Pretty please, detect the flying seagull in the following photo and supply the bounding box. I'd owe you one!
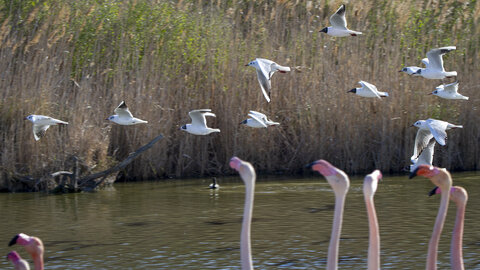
[246,58,296,103]
[411,118,462,161]
[181,109,220,135]
[320,4,362,37]
[416,46,457,79]
[106,101,148,125]
[240,110,280,128]
[430,81,468,100]
[348,81,388,98]
[24,114,68,141]
[410,139,436,173]
[400,58,429,76]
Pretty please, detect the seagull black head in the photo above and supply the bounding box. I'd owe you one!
[180,125,187,130]
[347,88,357,94]
[239,119,248,125]
[319,27,328,33]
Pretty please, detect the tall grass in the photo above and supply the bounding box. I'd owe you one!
[0,0,479,190]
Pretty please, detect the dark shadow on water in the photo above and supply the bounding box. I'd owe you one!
[306,204,335,213]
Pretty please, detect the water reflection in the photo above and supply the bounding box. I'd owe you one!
[0,172,479,269]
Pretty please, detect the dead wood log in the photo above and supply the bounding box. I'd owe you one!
[78,134,164,190]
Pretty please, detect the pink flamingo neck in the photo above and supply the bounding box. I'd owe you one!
[241,180,255,270]
[32,254,44,270]
[451,197,466,270]
[365,195,380,270]
[327,194,346,270]
[427,184,451,270]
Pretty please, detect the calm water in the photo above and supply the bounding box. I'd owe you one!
[1,172,479,269]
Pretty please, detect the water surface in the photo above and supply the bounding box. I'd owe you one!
[1,172,479,269]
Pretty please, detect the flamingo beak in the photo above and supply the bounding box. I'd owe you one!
[8,235,19,247]
[428,186,439,196]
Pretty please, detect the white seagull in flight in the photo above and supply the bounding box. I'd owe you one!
[416,46,457,79]
[181,109,220,135]
[347,81,388,98]
[430,81,468,100]
[246,58,295,102]
[400,58,429,76]
[106,101,148,125]
[240,111,280,128]
[24,114,68,141]
[320,4,362,37]
[411,118,462,161]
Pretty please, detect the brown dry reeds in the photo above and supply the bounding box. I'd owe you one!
[0,0,479,191]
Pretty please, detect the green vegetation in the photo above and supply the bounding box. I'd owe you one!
[0,0,479,191]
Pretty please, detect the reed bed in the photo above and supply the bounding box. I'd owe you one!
[0,0,479,190]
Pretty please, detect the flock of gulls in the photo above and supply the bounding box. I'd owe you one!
[12,4,472,270]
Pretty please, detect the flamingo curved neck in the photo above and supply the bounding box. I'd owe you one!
[32,254,44,270]
[365,196,380,270]
[241,182,254,270]
[427,185,450,270]
[327,194,346,270]
[451,203,466,270]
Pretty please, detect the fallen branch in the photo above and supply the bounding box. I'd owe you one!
[78,134,164,190]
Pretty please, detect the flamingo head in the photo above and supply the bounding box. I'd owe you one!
[6,251,21,263]
[8,233,44,258]
[229,156,243,171]
[430,186,468,206]
[230,156,256,186]
[363,170,382,197]
[410,165,452,191]
[307,159,337,176]
[308,159,350,195]
[409,164,438,179]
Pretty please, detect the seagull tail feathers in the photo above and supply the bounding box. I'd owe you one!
[445,71,457,77]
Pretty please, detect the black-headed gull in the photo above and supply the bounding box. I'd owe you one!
[347,81,388,98]
[240,110,280,128]
[400,58,429,76]
[320,4,362,37]
[24,114,68,141]
[411,118,462,161]
[106,101,147,125]
[410,139,436,172]
[180,109,220,135]
[430,81,468,100]
[246,58,293,102]
[416,46,457,79]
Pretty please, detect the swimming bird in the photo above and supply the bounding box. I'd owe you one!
[429,186,467,270]
[208,177,220,189]
[308,160,350,270]
[348,81,388,98]
[9,233,44,270]
[7,251,30,270]
[363,170,382,270]
[246,58,294,102]
[180,109,220,135]
[399,58,429,76]
[229,157,256,270]
[240,111,280,128]
[416,46,457,79]
[411,118,462,161]
[319,4,362,37]
[430,81,468,100]
[24,115,68,141]
[410,139,436,172]
[106,101,148,125]
[410,165,452,270]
